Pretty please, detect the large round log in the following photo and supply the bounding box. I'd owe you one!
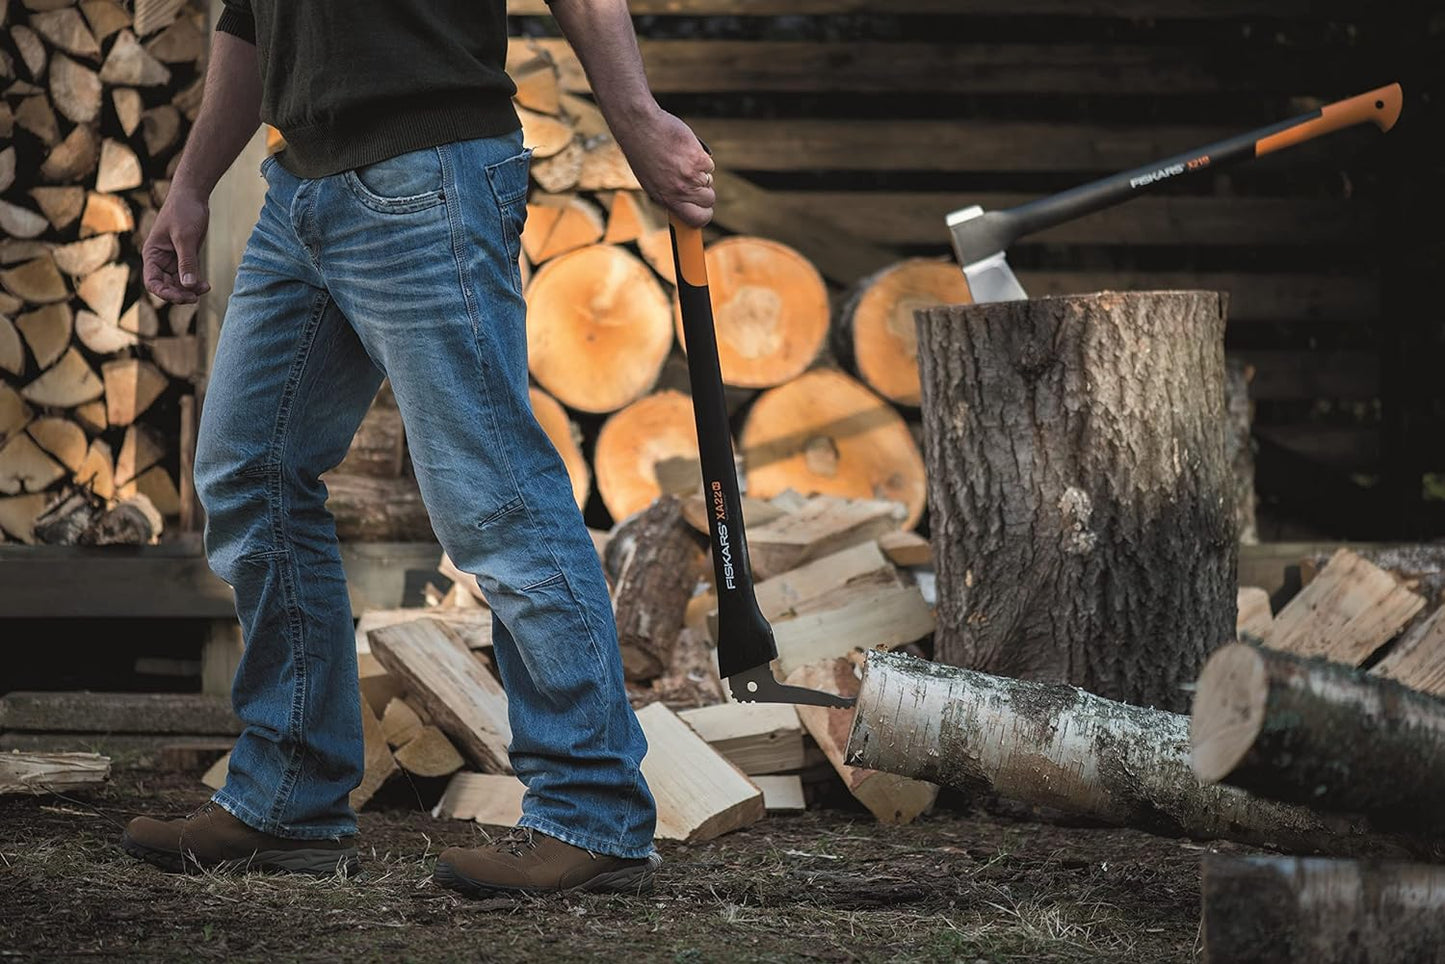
[525,244,673,414]
[593,389,702,524]
[528,386,590,511]
[847,650,1435,858]
[1191,643,1445,833]
[1201,855,1445,964]
[740,369,926,530]
[916,291,1235,711]
[675,236,829,389]
[834,257,971,407]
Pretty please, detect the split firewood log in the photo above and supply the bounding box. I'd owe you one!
[0,199,48,240]
[740,369,926,530]
[9,24,47,80]
[97,139,143,193]
[99,30,171,86]
[675,236,830,389]
[133,0,185,37]
[0,432,65,494]
[14,302,72,370]
[577,138,640,192]
[115,423,164,486]
[52,234,118,277]
[48,53,102,124]
[40,123,100,182]
[510,52,560,115]
[603,190,661,246]
[607,494,709,681]
[30,186,85,230]
[74,438,114,499]
[2,257,68,305]
[593,389,703,523]
[80,192,133,237]
[517,106,574,159]
[102,357,168,426]
[15,95,60,146]
[525,244,672,414]
[529,196,603,264]
[77,262,127,321]
[0,146,14,193]
[82,1,133,43]
[21,349,104,408]
[111,87,143,136]
[118,298,158,337]
[144,15,204,64]
[75,310,138,353]
[834,258,971,407]
[30,8,101,58]
[529,138,583,193]
[0,492,49,543]
[148,334,198,379]
[0,317,22,376]
[139,104,179,157]
[73,400,107,434]
[0,385,32,445]
[27,417,87,473]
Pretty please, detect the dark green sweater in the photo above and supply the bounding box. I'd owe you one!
[217,0,520,178]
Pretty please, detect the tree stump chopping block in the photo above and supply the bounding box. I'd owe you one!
[916,291,1236,711]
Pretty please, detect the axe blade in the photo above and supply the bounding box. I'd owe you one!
[947,205,1028,304]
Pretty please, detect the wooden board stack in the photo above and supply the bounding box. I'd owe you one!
[1,0,208,544]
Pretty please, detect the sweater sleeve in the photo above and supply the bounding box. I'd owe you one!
[216,0,256,45]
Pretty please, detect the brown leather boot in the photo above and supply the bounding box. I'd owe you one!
[121,801,360,876]
[434,828,660,897]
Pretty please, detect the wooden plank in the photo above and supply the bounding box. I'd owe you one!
[521,38,1346,96]
[358,651,404,717]
[763,191,1375,246]
[432,771,526,826]
[711,168,898,285]
[0,751,110,794]
[746,496,905,580]
[754,540,897,620]
[1015,272,1378,324]
[788,658,936,824]
[392,725,464,779]
[0,692,240,735]
[678,702,804,775]
[367,619,513,773]
[1373,607,1445,697]
[354,607,492,653]
[512,0,1353,16]
[637,701,765,842]
[878,530,931,568]
[1237,586,1274,640]
[754,774,806,811]
[772,584,935,679]
[1263,548,1426,666]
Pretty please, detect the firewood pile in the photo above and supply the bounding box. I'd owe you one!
[320,43,943,541]
[1,0,208,546]
[193,489,938,839]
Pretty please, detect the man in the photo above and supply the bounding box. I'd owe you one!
[120,0,715,897]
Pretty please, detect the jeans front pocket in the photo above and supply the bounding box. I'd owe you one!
[344,147,446,214]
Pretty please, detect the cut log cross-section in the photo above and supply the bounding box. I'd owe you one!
[527,386,589,509]
[606,493,709,681]
[834,258,972,407]
[848,650,1432,857]
[367,618,513,773]
[676,236,830,389]
[15,303,72,371]
[526,244,673,414]
[1190,642,1445,833]
[741,369,927,530]
[530,196,604,264]
[593,389,702,522]
[48,53,102,125]
[916,292,1236,711]
[1201,856,1445,964]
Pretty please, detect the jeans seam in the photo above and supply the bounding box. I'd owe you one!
[260,288,333,829]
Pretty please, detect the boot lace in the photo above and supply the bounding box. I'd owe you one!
[490,827,537,857]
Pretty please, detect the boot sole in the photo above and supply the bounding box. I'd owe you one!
[432,854,659,899]
[121,831,361,877]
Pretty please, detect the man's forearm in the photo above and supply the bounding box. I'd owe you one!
[545,0,660,135]
[171,30,264,200]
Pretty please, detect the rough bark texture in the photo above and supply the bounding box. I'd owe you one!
[846,650,1436,858]
[1190,643,1445,833]
[916,292,1236,711]
[607,494,709,681]
[1224,357,1258,545]
[1202,855,1445,964]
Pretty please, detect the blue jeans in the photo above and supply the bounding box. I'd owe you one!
[195,130,655,857]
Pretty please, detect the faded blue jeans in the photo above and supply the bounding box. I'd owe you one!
[194,130,655,857]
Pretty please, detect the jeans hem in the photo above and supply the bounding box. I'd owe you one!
[211,790,356,841]
[516,814,655,861]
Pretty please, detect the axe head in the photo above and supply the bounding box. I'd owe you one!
[947,205,1028,304]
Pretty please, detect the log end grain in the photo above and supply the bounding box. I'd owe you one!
[1189,642,1268,784]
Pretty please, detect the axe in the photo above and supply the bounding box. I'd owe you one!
[949,83,1403,304]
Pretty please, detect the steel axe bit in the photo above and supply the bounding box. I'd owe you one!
[670,215,855,710]
[949,83,1403,305]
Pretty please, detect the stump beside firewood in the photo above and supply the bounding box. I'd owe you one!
[916,291,1236,711]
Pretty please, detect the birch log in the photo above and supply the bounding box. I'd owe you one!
[845,650,1434,857]
[1190,643,1445,832]
[1201,855,1445,964]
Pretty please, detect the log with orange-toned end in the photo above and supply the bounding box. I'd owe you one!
[593,389,705,524]
[527,386,590,510]
[675,236,829,389]
[741,369,925,529]
[835,258,971,408]
[525,244,673,414]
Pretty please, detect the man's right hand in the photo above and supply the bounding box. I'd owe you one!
[142,187,212,304]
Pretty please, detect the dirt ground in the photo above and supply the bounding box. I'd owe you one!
[0,764,1224,963]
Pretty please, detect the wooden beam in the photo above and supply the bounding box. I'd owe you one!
[0,692,239,735]
[519,38,1355,96]
[0,751,110,794]
[512,0,1354,17]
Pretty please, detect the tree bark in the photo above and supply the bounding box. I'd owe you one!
[607,494,709,681]
[916,291,1236,711]
[1201,855,1445,964]
[846,650,1437,858]
[1190,642,1445,833]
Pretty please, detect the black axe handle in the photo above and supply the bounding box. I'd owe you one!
[951,82,1402,266]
